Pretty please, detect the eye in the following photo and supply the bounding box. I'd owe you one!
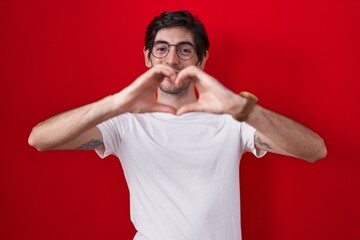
[154,43,168,53]
[156,47,167,52]
[179,48,191,53]
[177,44,194,55]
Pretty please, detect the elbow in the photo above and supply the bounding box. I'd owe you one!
[28,127,48,152]
[28,130,41,151]
[306,138,328,163]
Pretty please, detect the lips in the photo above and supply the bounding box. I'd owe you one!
[169,65,182,74]
[163,76,176,84]
[164,68,181,83]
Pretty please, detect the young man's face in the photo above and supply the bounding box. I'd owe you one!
[144,26,207,95]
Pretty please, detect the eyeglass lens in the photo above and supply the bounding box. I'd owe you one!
[152,42,195,60]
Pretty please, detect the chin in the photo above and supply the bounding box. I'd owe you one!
[159,81,191,95]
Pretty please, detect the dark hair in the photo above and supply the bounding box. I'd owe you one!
[145,10,210,62]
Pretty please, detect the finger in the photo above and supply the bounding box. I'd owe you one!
[150,103,177,114]
[132,66,176,91]
[176,102,202,116]
[152,65,177,82]
[175,66,200,84]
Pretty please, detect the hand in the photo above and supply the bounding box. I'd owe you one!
[115,65,177,114]
[175,66,245,116]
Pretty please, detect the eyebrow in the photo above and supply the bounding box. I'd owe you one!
[153,40,195,47]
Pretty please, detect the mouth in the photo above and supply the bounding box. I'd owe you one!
[170,66,182,74]
[159,80,191,95]
[164,68,181,83]
[163,76,175,84]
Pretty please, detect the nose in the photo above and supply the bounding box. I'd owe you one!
[165,46,181,65]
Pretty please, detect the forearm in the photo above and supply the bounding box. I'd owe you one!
[246,104,327,162]
[170,67,327,162]
[29,66,179,151]
[28,94,121,151]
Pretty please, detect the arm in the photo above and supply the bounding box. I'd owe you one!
[28,97,113,151]
[249,106,327,162]
[28,65,178,151]
[175,66,327,162]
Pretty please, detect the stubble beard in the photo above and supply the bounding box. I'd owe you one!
[159,78,192,96]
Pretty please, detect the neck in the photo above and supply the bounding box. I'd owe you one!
[157,87,197,110]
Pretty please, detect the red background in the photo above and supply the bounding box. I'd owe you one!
[1,0,359,239]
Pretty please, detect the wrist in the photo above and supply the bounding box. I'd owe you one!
[109,91,132,114]
[233,91,258,122]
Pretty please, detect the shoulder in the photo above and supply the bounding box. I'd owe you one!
[97,113,133,133]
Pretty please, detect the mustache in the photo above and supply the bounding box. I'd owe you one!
[168,64,182,73]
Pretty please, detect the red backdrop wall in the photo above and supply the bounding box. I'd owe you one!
[1,0,359,239]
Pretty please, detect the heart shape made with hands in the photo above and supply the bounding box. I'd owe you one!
[140,65,236,116]
[145,66,251,119]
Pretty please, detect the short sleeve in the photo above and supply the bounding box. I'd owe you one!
[95,114,128,159]
[240,122,267,158]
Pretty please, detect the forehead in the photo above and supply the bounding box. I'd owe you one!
[155,27,194,44]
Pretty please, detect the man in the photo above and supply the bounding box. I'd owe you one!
[28,10,327,240]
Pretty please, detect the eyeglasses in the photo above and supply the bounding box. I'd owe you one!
[151,41,196,60]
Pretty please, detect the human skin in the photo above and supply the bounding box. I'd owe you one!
[28,26,327,162]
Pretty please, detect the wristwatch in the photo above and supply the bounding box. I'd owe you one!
[233,91,258,121]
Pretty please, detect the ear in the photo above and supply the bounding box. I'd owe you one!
[197,51,209,70]
[143,47,152,68]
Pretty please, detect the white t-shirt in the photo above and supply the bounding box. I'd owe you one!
[96,112,266,240]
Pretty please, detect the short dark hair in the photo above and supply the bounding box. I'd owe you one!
[145,10,210,62]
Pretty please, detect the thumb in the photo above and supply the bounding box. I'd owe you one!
[176,102,202,116]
